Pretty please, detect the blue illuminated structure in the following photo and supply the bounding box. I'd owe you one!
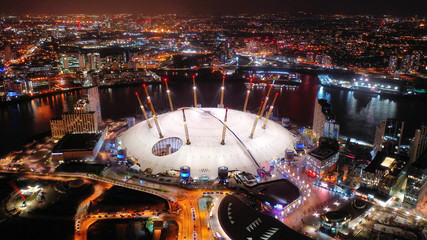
[7,92,18,97]
[109,139,118,150]
[117,149,127,162]
[180,166,191,182]
[180,172,190,178]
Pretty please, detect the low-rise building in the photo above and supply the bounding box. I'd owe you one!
[360,152,407,199]
[51,130,107,162]
[306,137,339,179]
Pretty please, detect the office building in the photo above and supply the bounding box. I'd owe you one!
[410,123,427,164]
[404,151,427,207]
[360,152,407,196]
[87,53,101,71]
[85,87,102,125]
[50,87,101,138]
[324,121,340,140]
[373,119,404,156]
[60,53,85,71]
[312,99,339,145]
[388,55,398,72]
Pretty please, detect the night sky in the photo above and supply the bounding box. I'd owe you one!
[0,0,426,16]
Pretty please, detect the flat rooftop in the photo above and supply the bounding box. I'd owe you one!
[53,133,101,152]
[308,147,337,161]
[251,179,300,207]
[364,152,407,174]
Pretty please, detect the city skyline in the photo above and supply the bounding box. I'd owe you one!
[0,9,426,240]
[0,0,426,16]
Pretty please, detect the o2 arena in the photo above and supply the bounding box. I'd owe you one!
[118,106,296,179]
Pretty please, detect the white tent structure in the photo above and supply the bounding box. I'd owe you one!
[119,107,296,179]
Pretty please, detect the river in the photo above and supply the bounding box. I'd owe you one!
[1,73,426,156]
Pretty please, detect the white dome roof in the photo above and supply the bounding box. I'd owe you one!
[119,107,296,179]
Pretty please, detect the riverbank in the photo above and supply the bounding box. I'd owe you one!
[0,81,163,107]
[0,87,88,107]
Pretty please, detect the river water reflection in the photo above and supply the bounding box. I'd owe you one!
[1,73,426,156]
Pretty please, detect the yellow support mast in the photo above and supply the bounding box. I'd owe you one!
[249,101,264,139]
[262,93,279,129]
[181,108,191,145]
[143,84,164,138]
[192,75,198,108]
[243,78,253,112]
[220,107,229,145]
[260,84,273,117]
[135,92,152,128]
[219,75,225,108]
[164,77,174,112]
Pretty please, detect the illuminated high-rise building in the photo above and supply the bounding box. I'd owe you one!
[50,87,101,138]
[86,87,102,125]
[87,53,101,71]
[312,99,338,145]
[388,55,398,72]
[410,123,427,164]
[324,121,340,140]
[404,151,427,207]
[373,119,404,156]
[60,53,85,71]
[399,52,421,73]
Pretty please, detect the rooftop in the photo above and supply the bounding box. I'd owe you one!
[53,133,101,152]
[308,147,338,161]
[251,179,300,207]
[364,152,407,174]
